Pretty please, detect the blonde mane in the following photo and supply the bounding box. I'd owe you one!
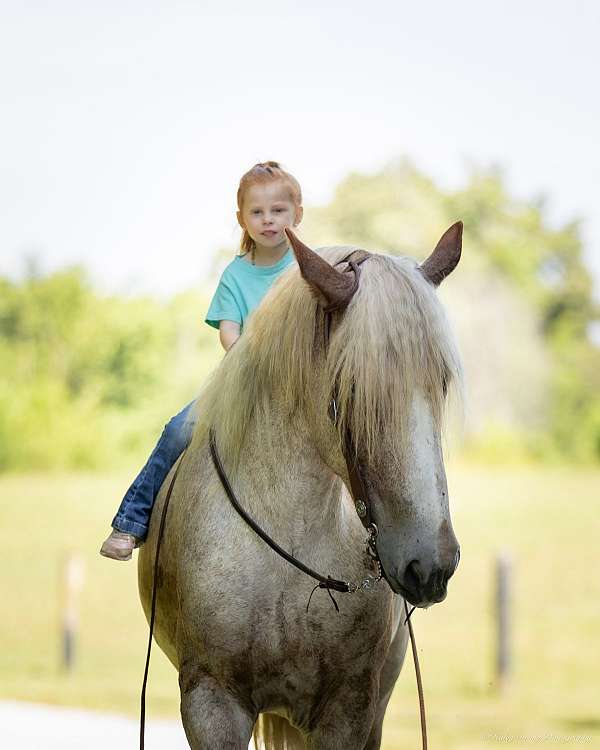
[192,247,463,468]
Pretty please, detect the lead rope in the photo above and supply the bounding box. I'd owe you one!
[139,451,186,750]
[405,600,428,750]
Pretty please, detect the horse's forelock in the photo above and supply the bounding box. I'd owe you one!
[327,253,463,459]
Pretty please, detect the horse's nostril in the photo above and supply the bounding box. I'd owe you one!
[405,560,424,590]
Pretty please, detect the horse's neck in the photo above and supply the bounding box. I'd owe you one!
[227,407,346,541]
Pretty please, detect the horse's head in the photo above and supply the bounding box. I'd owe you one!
[285,224,463,608]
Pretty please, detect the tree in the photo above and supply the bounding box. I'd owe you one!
[0,267,221,470]
[301,158,600,461]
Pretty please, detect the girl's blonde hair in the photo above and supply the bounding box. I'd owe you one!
[237,161,303,256]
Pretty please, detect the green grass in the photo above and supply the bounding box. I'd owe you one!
[1,466,599,749]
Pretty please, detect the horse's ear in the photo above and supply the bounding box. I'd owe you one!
[420,221,463,286]
[285,228,359,309]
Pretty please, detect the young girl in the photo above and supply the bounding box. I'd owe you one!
[100,161,304,560]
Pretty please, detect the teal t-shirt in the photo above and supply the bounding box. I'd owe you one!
[205,248,296,330]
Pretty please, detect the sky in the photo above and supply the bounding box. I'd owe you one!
[2,0,599,297]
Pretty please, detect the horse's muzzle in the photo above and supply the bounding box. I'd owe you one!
[384,546,460,608]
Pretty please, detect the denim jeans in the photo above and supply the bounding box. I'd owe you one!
[112,400,197,540]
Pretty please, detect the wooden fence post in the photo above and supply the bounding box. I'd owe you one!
[495,552,512,691]
[61,553,85,672]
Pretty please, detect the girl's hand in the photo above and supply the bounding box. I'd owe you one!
[219,320,241,352]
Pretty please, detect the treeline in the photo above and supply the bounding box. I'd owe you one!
[1,160,599,470]
[301,160,600,462]
[0,270,221,470]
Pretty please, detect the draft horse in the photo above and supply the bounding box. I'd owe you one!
[139,223,464,749]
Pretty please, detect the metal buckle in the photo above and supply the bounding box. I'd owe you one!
[366,523,379,559]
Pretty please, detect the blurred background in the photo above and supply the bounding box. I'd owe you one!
[1,1,599,748]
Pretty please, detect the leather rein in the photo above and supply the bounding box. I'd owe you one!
[209,428,381,608]
[139,249,427,750]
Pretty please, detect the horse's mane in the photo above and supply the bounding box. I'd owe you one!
[191,247,463,468]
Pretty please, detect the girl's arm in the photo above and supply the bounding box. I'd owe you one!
[219,320,241,351]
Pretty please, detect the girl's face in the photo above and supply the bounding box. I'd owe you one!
[237,181,303,252]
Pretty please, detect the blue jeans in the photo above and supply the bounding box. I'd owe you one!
[112,400,197,540]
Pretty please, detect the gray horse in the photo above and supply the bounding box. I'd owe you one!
[138,224,464,749]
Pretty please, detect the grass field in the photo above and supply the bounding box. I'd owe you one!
[1,465,599,749]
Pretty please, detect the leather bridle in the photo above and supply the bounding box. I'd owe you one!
[324,250,380,536]
[209,249,384,604]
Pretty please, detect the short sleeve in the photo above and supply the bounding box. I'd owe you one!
[205,277,242,330]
